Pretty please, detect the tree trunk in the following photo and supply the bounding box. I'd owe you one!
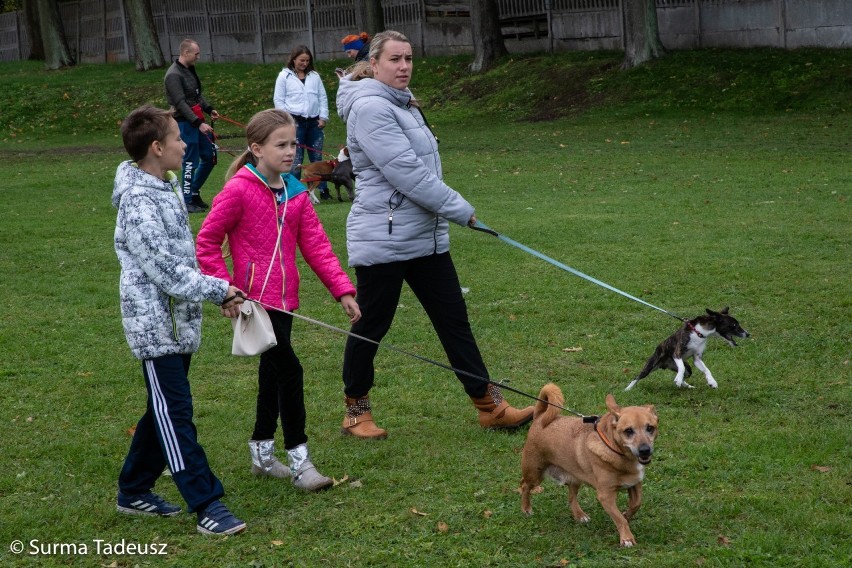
[364,0,385,35]
[469,0,508,73]
[23,0,44,61]
[125,0,165,71]
[622,0,665,69]
[34,0,75,69]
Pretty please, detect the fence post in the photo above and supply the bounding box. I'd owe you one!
[306,0,315,58]
[255,0,264,63]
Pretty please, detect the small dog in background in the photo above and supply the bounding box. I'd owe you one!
[520,384,658,548]
[330,147,355,201]
[625,307,750,391]
[299,159,336,205]
[299,148,355,204]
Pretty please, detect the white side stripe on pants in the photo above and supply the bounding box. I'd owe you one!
[145,360,186,473]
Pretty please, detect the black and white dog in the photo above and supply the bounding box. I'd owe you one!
[625,308,749,390]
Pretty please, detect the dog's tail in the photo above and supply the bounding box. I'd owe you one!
[534,383,564,429]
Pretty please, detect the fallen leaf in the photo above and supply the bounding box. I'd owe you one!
[271,540,284,546]
[515,485,543,494]
[350,479,363,488]
[127,425,137,437]
[562,346,582,353]
[332,474,349,486]
[410,508,427,516]
[810,465,831,473]
[717,534,731,546]
[483,510,492,518]
[437,521,449,533]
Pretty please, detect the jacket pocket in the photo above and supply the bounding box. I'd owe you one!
[244,261,255,297]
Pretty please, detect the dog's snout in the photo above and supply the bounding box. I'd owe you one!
[638,444,652,459]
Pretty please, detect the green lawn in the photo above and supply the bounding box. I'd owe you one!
[0,49,849,567]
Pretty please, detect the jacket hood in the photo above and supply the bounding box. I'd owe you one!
[336,77,412,123]
[112,160,178,209]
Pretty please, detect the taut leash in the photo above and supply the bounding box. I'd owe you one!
[230,294,598,422]
[470,220,686,323]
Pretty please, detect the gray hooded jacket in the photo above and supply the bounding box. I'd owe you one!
[112,161,228,360]
[336,77,475,267]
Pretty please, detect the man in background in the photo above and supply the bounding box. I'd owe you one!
[164,39,218,213]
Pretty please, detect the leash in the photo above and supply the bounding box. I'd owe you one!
[297,142,338,160]
[215,114,247,129]
[470,220,687,323]
[216,114,339,160]
[227,293,599,422]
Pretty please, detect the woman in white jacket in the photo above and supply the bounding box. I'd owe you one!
[273,46,331,199]
[335,30,534,439]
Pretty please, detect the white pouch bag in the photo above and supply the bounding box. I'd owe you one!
[231,301,277,356]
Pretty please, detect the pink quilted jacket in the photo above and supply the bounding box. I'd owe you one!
[196,167,355,311]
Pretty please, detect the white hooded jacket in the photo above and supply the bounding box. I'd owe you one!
[112,161,228,360]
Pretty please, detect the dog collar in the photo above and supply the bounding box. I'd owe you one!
[685,321,705,338]
[594,420,625,456]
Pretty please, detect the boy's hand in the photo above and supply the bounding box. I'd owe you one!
[340,294,361,324]
[221,286,245,318]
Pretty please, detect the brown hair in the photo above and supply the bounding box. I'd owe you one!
[225,109,296,180]
[120,104,174,162]
[345,30,411,81]
[286,45,316,74]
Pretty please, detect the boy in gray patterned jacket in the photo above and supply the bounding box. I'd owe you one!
[112,104,247,536]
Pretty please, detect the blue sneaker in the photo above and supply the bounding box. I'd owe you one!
[197,501,246,536]
[117,491,181,517]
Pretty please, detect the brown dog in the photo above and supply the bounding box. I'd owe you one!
[299,148,355,203]
[299,159,336,205]
[520,384,658,547]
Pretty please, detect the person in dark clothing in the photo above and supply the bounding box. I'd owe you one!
[341,32,370,63]
[164,39,219,213]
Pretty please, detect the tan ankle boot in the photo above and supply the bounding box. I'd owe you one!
[341,396,388,439]
[471,385,534,429]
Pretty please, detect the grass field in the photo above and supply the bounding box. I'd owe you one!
[0,49,850,567]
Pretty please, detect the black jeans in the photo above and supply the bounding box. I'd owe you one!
[342,252,490,399]
[252,311,307,449]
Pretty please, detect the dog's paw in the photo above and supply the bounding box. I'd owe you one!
[675,380,694,389]
[707,379,718,388]
[620,538,636,548]
[576,514,590,524]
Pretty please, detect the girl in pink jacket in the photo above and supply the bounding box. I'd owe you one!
[197,109,360,492]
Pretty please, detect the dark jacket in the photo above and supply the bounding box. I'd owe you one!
[164,60,213,127]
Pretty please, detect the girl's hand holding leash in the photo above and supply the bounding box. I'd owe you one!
[340,294,361,324]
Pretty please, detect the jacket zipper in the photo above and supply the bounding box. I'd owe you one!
[169,297,179,341]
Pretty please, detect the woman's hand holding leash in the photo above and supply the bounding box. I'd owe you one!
[340,294,361,324]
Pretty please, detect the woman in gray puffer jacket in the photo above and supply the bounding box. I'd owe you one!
[336,30,533,439]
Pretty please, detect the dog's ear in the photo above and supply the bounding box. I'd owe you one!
[605,393,621,417]
[721,306,730,314]
[706,308,719,316]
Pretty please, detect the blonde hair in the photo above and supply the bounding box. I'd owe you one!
[345,30,411,81]
[225,109,296,180]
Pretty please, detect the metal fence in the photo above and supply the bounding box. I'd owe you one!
[1,0,849,64]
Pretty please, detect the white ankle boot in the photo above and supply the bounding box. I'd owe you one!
[249,439,291,479]
[286,444,333,492]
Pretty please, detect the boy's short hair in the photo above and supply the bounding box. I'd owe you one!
[121,104,174,162]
